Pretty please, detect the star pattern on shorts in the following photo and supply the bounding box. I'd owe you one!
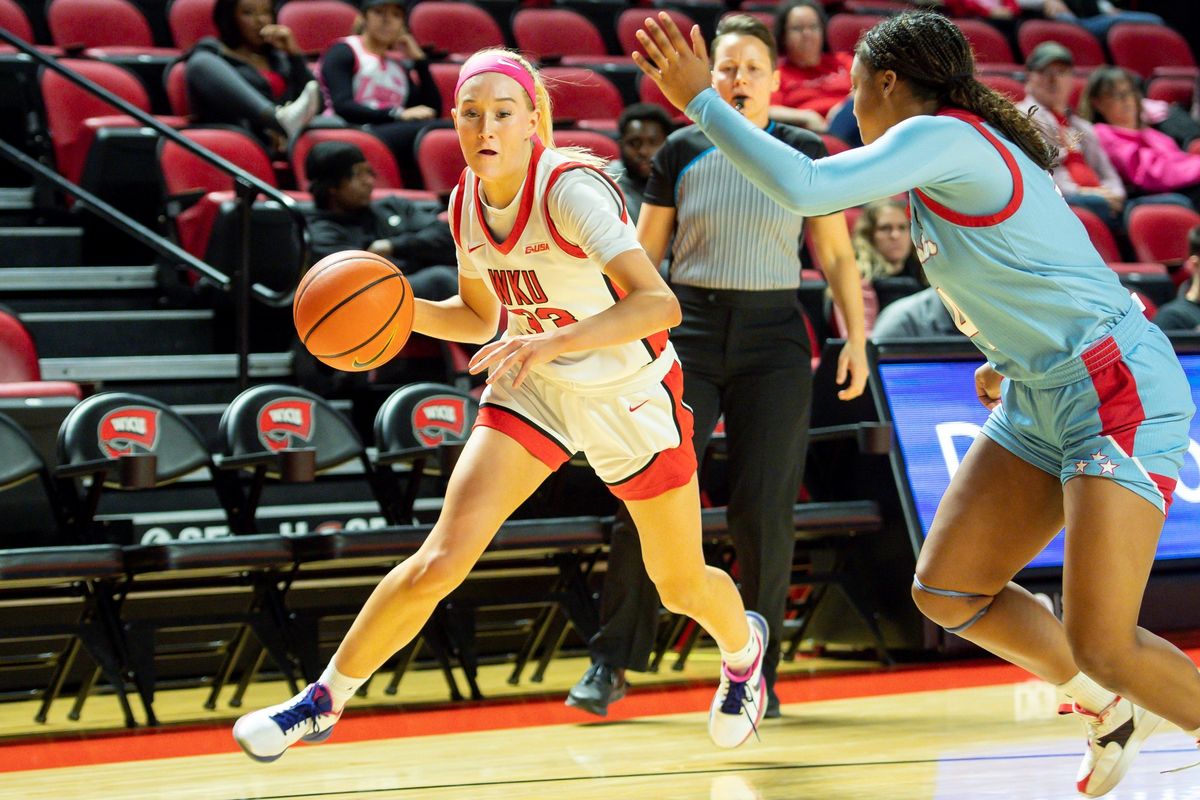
[1074,460,1089,474]
[1100,460,1120,475]
[1091,450,1107,461]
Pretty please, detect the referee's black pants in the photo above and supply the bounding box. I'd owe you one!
[588,286,813,687]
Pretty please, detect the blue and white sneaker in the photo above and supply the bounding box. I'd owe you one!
[709,611,768,749]
[233,682,342,762]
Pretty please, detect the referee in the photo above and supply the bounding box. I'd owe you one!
[566,14,868,719]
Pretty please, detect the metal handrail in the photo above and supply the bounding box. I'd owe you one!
[0,28,312,388]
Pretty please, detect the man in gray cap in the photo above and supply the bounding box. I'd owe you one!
[1017,41,1126,230]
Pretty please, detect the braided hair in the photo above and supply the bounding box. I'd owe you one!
[855,11,1057,171]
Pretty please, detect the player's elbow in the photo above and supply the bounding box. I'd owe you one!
[660,289,682,329]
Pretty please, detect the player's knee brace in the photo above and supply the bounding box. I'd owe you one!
[913,575,995,634]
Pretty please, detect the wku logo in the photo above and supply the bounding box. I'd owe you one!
[412,396,468,447]
[98,407,160,458]
[524,242,549,255]
[257,398,315,452]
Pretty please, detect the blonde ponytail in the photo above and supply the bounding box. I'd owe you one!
[464,48,608,169]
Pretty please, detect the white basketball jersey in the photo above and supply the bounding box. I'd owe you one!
[450,141,673,387]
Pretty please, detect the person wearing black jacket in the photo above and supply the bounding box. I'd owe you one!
[305,140,456,300]
[317,0,442,187]
[184,0,322,151]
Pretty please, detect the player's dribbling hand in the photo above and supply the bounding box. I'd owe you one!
[974,363,1003,410]
[468,332,565,390]
[836,339,869,401]
[631,13,713,114]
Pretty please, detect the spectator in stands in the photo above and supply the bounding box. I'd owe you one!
[1079,67,1200,211]
[768,0,851,132]
[1150,226,1200,332]
[317,0,441,187]
[567,16,867,722]
[871,287,961,339]
[607,104,672,223]
[1017,42,1126,229]
[185,0,322,153]
[304,141,457,301]
[1022,0,1164,39]
[854,199,925,308]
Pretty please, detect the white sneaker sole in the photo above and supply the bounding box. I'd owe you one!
[1078,709,1162,797]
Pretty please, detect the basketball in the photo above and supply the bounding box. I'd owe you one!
[293,250,415,372]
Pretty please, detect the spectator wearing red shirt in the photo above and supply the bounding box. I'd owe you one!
[768,0,851,132]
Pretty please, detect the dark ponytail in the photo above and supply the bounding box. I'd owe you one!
[856,11,1058,171]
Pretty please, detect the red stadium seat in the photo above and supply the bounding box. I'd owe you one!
[408,2,504,61]
[825,14,885,54]
[979,73,1025,103]
[1146,76,1196,108]
[292,127,404,190]
[277,0,358,56]
[0,0,34,43]
[617,8,697,58]
[47,0,179,55]
[952,19,1016,71]
[164,59,190,117]
[414,127,466,195]
[40,59,188,187]
[541,66,624,129]
[513,8,606,60]
[554,129,620,162]
[428,61,460,119]
[167,0,217,50]
[638,73,689,124]
[1017,20,1105,68]
[1127,204,1200,265]
[159,127,277,260]
[1071,205,1120,263]
[0,308,82,400]
[842,0,914,12]
[1108,23,1197,80]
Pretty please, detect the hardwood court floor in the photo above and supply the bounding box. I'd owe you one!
[3,651,1199,800]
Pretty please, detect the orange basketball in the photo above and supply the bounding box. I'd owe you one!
[293,250,414,372]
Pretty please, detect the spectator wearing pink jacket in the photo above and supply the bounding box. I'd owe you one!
[1080,66,1200,212]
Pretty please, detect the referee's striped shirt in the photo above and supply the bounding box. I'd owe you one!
[643,122,828,291]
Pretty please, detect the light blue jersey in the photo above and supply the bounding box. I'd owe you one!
[684,90,1137,385]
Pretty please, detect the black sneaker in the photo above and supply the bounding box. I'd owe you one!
[565,662,627,717]
[764,682,781,719]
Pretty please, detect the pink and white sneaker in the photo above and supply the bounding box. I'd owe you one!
[708,611,768,749]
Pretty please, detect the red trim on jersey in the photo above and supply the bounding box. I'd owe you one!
[542,162,629,259]
[473,139,544,256]
[912,109,1024,228]
[608,361,696,501]
[450,170,468,249]
[475,402,572,469]
[604,276,667,359]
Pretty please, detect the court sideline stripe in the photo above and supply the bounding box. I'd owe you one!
[2,649,1196,773]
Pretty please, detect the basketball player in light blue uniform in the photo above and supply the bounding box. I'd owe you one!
[634,10,1200,797]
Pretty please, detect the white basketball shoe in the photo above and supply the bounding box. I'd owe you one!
[233,682,342,762]
[709,611,769,749]
[1061,695,1161,797]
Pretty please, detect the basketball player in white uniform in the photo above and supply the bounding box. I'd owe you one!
[233,49,769,761]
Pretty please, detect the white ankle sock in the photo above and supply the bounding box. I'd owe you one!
[1057,672,1117,714]
[319,661,368,711]
[721,625,760,675]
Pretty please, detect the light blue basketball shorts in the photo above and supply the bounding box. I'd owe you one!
[981,318,1194,514]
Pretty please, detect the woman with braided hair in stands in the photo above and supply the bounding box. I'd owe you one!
[635,9,1200,797]
[233,47,772,763]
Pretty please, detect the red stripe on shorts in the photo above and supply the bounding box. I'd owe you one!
[475,404,572,470]
[1083,336,1145,457]
[1149,472,1177,512]
[609,362,697,501]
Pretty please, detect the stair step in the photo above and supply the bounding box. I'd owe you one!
[0,226,83,267]
[0,265,157,292]
[0,187,34,211]
[23,309,216,357]
[40,352,294,383]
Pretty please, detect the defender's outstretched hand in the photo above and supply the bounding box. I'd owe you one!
[631,13,713,114]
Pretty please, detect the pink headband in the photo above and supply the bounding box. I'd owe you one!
[454,53,536,106]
